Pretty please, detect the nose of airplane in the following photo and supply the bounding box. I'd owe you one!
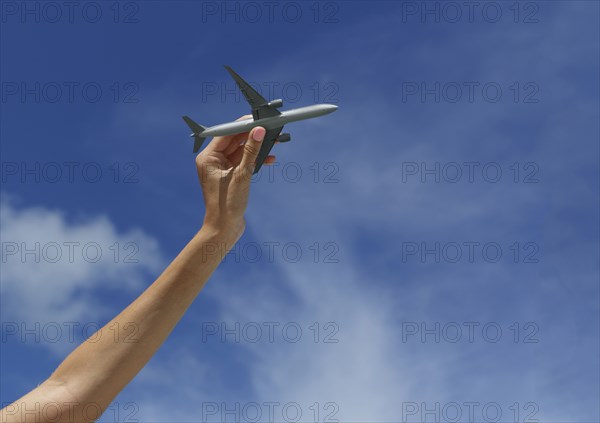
[324,104,338,114]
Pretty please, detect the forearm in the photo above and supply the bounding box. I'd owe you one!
[2,126,266,423]
[51,225,239,402]
[3,225,240,422]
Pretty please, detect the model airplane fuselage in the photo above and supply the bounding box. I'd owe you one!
[183,66,338,173]
[200,104,337,138]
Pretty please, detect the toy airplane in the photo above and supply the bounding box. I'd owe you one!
[183,66,338,174]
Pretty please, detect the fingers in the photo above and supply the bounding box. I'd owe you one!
[204,115,253,153]
[204,135,230,153]
[227,144,245,167]
[239,127,266,173]
[195,151,232,182]
[224,132,250,156]
[229,146,275,168]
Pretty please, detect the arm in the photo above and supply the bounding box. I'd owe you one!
[1,124,271,423]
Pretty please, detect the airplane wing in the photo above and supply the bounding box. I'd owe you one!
[225,66,281,120]
[253,126,283,174]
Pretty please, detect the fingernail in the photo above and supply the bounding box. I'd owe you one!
[253,127,266,142]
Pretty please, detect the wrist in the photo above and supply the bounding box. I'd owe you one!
[199,218,245,247]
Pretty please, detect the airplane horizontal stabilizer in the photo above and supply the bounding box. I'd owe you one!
[182,116,208,153]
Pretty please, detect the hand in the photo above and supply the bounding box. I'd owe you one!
[196,116,275,241]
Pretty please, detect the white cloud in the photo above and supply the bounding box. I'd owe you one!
[55,3,598,422]
[1,196,166,354]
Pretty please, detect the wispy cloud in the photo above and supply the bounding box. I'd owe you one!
[2,2,597,422]
[118,3,598,422]
[1,195,166,354]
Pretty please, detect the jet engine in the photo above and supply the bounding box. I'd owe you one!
[268,99,283,108]
[277,133,291,143]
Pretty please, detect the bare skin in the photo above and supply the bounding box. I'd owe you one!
[0,120,274,423]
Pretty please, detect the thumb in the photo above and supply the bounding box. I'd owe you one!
[240,126,266,173]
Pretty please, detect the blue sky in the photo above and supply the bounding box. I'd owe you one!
[1,1,599,422]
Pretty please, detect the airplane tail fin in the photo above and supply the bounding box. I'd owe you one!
[182,116,208,153]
